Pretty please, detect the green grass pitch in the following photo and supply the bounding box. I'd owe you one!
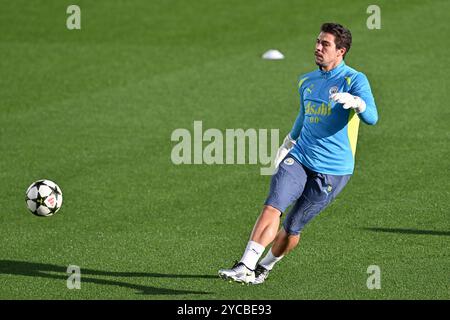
[0,0,449,299]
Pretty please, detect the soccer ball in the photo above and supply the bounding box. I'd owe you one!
[25,179,63,217]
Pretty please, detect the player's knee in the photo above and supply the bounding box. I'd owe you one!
[282,222,302,238]
[263,205,282,217]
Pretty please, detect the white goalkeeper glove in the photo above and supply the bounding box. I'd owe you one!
[274,134,296,168]
[330,92,366,114]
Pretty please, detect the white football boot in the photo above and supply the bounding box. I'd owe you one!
[218,262,255,284]
[251,264,270,285]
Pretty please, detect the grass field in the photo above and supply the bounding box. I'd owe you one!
[0,0,449,300]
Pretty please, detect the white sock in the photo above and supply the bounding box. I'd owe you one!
[239,241,265,270]
[259,248,283,270]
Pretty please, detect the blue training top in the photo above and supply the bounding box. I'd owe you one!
[289,60,378,175]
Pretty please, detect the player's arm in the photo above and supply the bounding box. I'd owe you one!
[289,77,307,139]
[273,78,306,168]
[289,101,305,140]
[331,72,378,125]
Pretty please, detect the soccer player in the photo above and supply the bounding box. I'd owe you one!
[219,22,378,284]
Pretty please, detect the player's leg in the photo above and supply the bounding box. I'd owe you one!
[227,205,281,283]
[271,228,300,257]
[218,157,307,283]
[217,205,281,284]
[251,228,299,284]
[279,171,351,253]
[254,171,351,284]
[249,205,282,247]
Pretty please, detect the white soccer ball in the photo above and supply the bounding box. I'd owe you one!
[25,179,63,217]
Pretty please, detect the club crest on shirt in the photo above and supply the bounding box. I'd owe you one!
[329,86,338,95]
[284,158,294,166]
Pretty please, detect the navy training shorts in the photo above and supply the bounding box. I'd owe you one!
[264,156,351,235]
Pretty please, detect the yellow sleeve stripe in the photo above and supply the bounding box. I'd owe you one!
[345,76,351,86]
[298,77,308,89]
[347,109,360,158]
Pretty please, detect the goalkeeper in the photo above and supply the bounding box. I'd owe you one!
[219,22,378,284]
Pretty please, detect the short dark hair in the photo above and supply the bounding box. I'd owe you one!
[320,23,352,58]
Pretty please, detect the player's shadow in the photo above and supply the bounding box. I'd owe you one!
[0,260,216,295]
[363,227,450,237]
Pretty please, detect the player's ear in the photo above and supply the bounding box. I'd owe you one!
[337,47,346,58]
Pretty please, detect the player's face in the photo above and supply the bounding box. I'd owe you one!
[314,32,345,70]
